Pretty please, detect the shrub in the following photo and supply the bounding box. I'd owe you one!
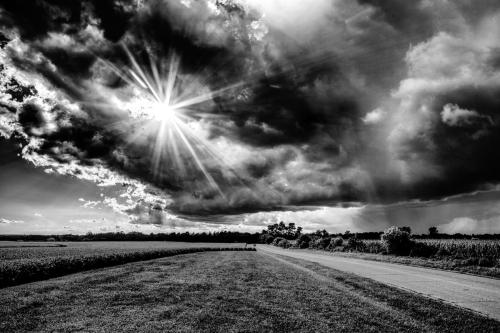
[310,238,330,249]
[345,236,366,252]
[332,237,344,247]
[381,226,412,255]
[364,241,385,254]
[277,239,291,249]
[272,237,285,247]
[259,234,275,244]
[297,234,311,249]
[317,237,331,250]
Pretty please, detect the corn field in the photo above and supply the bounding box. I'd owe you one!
[0,243,254,288]
[416,239,500,259]
[357,239,500,261]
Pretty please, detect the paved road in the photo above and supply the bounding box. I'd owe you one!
[257,245,500,320]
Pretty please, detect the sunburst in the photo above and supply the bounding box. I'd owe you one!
[99,45,245,199]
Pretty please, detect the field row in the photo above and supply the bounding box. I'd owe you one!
[0,247,255,288]
[0,241,245,260]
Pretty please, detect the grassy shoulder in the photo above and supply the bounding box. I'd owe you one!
[1,251,498,332]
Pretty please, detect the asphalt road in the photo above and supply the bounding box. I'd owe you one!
[257,245,500,320]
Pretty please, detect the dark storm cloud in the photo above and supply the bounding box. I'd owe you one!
[0,0,135,42]
[382,11,500,203]
[0,0,368,217]
[3,0,500,230]
[357,0,434,35]
[390,84,500,200]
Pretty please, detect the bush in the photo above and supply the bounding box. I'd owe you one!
[381,226,412,255]
[277,239,291,249]
[297,234,311,249]
[309,238,331,250]
[259,234,275,244]
[364,241,386,254]
[345,236,366,252]
[332,237,344,247]
[272,237,285,246]
[317,237,331,250]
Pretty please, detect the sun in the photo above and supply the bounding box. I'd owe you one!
[101,45,243,198]
[152,102,178,124]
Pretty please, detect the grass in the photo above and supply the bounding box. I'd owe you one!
[1,251,498,332]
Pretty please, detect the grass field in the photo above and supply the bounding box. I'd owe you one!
[1,251,498,332]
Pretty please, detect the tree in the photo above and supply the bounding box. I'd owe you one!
[295,226,303,238]
[400,226,412,235]
[286,223,296,239]
[264,221,300,239]
[429,226,438,237]
[313,229,329,238]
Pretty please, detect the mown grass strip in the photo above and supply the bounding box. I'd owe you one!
[0,247,255,288]
[1,251,498,332]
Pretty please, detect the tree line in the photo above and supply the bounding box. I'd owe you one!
[1,223,499,242]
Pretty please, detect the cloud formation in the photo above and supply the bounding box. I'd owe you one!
[1,1,500,231]
[385,11,500,200]
[0,218,24,224]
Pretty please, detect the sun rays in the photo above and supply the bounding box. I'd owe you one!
[98,45,248,199]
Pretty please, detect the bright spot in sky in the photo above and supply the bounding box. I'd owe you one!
[98,45,245,199]
[152,102,178,123]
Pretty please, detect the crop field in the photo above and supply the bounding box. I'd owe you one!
[0,241,250,288]
[416,239,500,258]
[359,239,500,261]
[0,241,245,260]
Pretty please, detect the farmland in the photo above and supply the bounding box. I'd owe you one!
[1,251,499,332]
[358,239,500,259]
[0,241,246,260]
[334,239,500,277]
[266,225,500,277]
[0,241,251,288]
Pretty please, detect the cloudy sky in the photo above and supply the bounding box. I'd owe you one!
[1,0,500,235]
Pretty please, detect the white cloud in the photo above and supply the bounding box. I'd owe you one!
[0,218,24,224]
[242,205,365,233]
[438,217,500,234]
[363,108,387,125]
[441,104,479,127]
[441,103,492,127]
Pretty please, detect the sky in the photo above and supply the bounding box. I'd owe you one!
[1,0,500,235]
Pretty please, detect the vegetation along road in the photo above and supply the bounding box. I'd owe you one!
[258,245,500,320]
